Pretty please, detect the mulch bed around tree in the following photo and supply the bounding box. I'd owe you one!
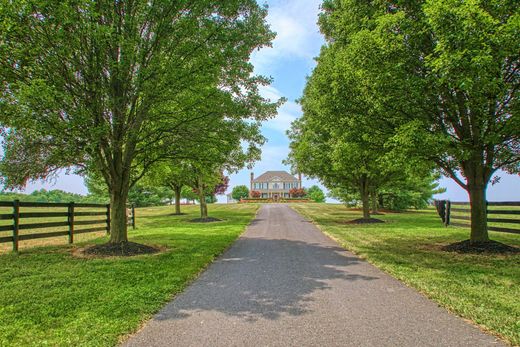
[341,218,385,224]
[190,217,223,223]
[81,242,161,257]
[441,240,520,255]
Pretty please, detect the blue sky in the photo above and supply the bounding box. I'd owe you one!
[23,0,520,203]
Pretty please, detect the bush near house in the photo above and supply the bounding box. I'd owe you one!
[239,197,311,203]
[307,185,326,203]
[231,185,250,201]
[289,188,306,198]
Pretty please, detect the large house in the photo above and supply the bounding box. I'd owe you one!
[250,171,302,199]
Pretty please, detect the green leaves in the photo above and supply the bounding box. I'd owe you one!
[231,185,249,201]
[292,0,518,239]
[0,0,281,239]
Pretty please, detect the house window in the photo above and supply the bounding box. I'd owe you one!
[285,182,297,189]
[255,182,267,190]
[272,183,280,189]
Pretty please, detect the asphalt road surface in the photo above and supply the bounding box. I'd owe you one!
[124,204,504,347]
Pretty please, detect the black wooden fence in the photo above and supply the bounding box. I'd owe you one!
[434,200,520,234]
[0,200,136,252]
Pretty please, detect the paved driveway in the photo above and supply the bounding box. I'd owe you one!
[124,204,503,346]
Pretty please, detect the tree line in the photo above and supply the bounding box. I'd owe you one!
[0,1,282,244]
[287,0,519,243]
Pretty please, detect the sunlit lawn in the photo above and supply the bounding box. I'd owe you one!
[0,203,258,346]
[292,203,520,346]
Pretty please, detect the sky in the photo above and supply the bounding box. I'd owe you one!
[22,0,520,203]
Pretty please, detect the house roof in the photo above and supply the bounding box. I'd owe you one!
[253,171,298,182]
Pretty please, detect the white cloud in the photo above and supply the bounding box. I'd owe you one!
[252,0,324,74]
[259,85,302,134]
[263,101,301,134]
[258,144,291,170]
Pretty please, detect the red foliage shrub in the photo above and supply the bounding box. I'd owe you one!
[289,188,306,198]
[250,190,261,198]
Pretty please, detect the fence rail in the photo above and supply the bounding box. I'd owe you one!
[434,200,520,235]
[0,200,136,251]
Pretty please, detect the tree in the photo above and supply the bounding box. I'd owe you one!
[0,1,279,244]
[287,45,404,221]
[181,186,198,204]
[127,185,172,207]
[85,171,172,207]
[378,173,446,211]
[189,169,227,219]
[231,185,249,201]
[213,175,229,196]
[319,0,519,243]
[144,161,194,214]
[204,173,229,205]
[0,188,107,204]
[327,187,359,208]
[307,185,326,203]
[250,190,261,198]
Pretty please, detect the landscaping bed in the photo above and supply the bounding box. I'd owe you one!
[240,198,311,203]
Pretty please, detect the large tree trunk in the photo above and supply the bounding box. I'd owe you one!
[467,181,489,244]
[370,188,378,214]
[198,178,208,219]
[174,185,182,215]
[359,176,370,220]
[109,184,129,243]
[463,154,491,244]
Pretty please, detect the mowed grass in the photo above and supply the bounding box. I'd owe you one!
[291,203,520,346]
[0,203,258,346]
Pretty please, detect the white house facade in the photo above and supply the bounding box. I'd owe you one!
[250,171,302,199]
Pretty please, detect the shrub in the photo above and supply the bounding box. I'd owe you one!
[307,185,326,202]
[231,185,250,201]
[289,188,306,198]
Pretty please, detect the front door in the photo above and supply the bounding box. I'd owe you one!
[273,194,279,202]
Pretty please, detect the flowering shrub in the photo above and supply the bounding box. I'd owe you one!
[289,188,306,198]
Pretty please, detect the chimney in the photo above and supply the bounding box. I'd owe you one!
[250,172,254,197]
[298,173,302,188]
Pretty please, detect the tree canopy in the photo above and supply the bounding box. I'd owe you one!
[289,0,518,237]
[0,0,281,243]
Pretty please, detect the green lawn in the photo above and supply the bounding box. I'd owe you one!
[0,203,258,346]
[292,203,520,346]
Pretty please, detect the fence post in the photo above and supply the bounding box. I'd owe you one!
[12,199,20,252]
[106,204,111,235]
[444,200,451,227]
[436,200,446,224]
[68,202,75,244]
[131,203,136,230]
